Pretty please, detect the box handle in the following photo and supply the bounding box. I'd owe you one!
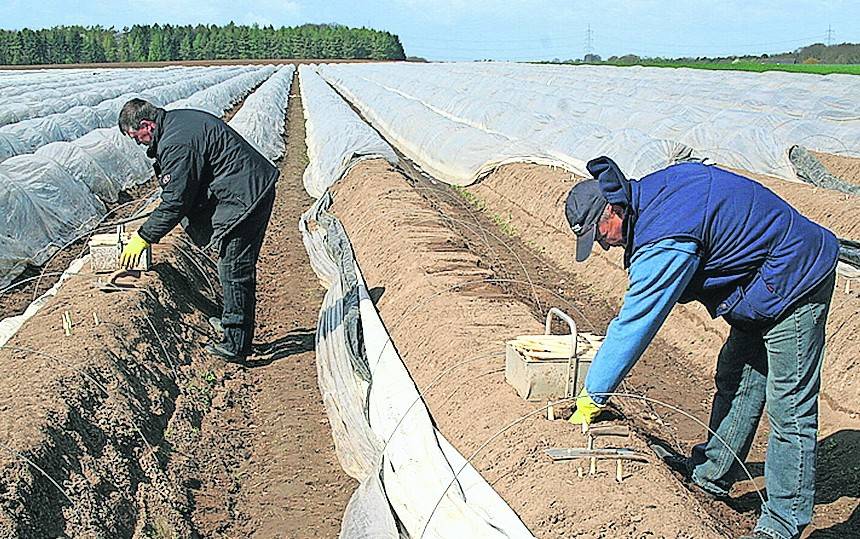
[544,308,578,397]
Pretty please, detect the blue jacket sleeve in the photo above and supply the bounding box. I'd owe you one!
[585,239,700,404]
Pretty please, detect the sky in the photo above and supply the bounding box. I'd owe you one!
[2,0,858,61]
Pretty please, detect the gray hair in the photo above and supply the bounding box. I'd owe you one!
[118,98,162,133]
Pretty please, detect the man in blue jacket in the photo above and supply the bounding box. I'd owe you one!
[117,98,279,363]
[565,157,838,539]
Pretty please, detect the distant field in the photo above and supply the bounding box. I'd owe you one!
[604,61,860,75]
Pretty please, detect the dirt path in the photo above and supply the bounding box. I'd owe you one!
[185,74,354,537]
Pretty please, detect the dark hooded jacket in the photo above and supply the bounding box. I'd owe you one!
[137,108,279,249]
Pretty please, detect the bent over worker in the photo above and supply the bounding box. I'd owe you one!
[565,157,838,539]
[117,98,279,363]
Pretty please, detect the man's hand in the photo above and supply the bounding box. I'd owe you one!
[569,388,604,427]
[120,233,149,269]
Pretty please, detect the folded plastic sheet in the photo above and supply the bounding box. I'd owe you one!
[300,195,534,538]
[299,65,399,198]
[317,62,860,183]
[789,145,860,196]
[299,75,532,536]
[229,65,296,161]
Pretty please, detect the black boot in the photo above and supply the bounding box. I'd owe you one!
[204,342,246,364]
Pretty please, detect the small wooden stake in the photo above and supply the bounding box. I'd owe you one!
[62,311,72,336]
[587,433,596,475]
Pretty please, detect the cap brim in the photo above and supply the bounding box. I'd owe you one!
[575,226,596,262]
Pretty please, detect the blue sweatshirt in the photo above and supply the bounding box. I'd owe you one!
[585,238,700,405]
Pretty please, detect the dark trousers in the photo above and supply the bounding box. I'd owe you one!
[217,190,275,356]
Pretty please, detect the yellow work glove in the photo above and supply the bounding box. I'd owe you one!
[119,233,149,269]
[569,388,604,428]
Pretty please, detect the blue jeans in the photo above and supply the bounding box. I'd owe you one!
[691,272,835,539]
[217,190,275,356]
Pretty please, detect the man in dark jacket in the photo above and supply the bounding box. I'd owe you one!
[565,157,838,539]
[118,98,279,363]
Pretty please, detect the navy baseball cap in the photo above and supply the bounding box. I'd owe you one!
[565,179,608,262]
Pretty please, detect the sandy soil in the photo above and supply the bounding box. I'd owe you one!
[811,152,860,186]
[330,159,734,538]
[0,73,352,538]
[462,162,860,537]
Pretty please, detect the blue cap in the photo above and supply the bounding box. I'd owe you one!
[565,179,608,262]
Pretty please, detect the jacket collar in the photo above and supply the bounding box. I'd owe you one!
[146,108,167,159]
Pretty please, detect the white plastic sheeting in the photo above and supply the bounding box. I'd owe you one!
[0,66,258,162]
[299,65,399,198]
[0,67,195,126]
[0,256,89,348]
[0,66,273,289]
[299,70,531,537]
[301,196,533,539]
[317,62,860,183]
[168,65,276,117]
[0,156,106,269]
[229,65,296,161]
[35,128,153,202]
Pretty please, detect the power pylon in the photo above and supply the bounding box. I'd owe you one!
[585,24,594,57]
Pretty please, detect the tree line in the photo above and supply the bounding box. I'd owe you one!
[0,23,406,65]
[602,42,860,65]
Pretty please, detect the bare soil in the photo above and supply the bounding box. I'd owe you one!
[0,73,352,537]
[330,159,734,538]
[811,152,860,186]
[464,162,860,537]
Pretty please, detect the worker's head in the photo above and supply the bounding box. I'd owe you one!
[565,179,626,261]
[118,98,162,147]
